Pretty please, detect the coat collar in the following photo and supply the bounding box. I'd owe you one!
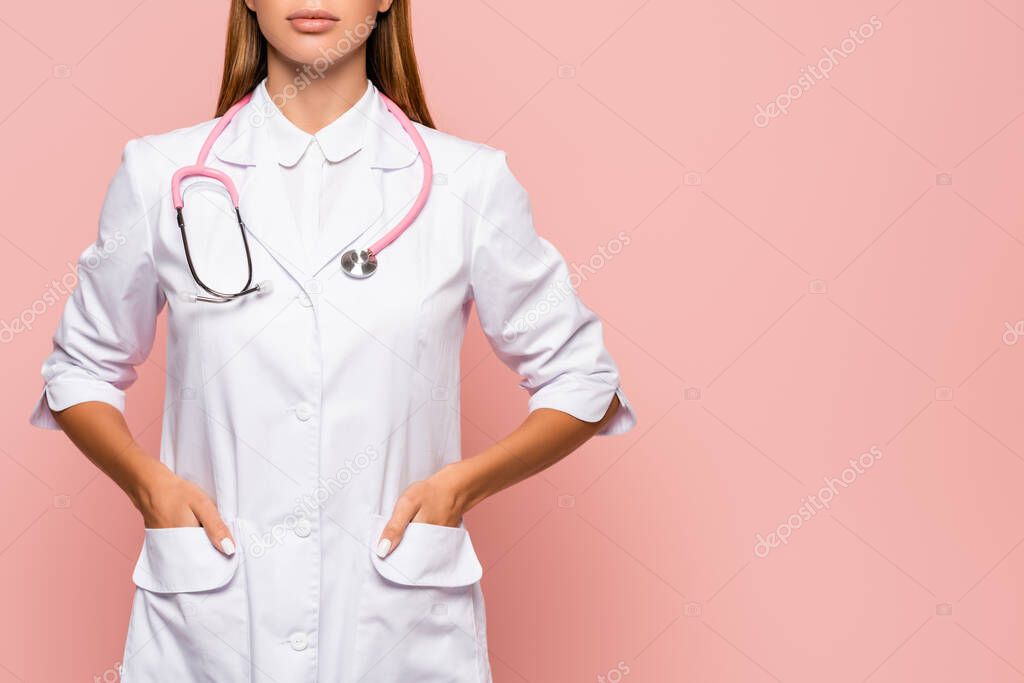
[213,79,419,171]
[258,79,372,166]
[207,79,419,283]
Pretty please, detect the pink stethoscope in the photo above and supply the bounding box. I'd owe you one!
[171,90,433,303]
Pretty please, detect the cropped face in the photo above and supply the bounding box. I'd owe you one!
[245,0,393,66]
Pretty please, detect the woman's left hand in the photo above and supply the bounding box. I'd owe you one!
[376,464,470,558]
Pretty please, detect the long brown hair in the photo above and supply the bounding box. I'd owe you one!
[215,0,434,127]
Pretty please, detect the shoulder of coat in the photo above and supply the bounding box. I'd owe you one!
[129,117,220,172]
[115,117,219,203]
[415,125,510,195]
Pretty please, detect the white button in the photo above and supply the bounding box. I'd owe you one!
[294,519,312,538]
[304,279,322,295]
[289,632,308,651]
[295,404,313,421]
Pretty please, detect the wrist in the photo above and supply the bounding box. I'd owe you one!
[437,461,487,516]
[125,454,172,511]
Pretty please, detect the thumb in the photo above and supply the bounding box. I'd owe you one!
[192,498,236,556]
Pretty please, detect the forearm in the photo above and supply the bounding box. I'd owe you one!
[448,394,621,514]
[52,401,167,509]
[52,401,233,547]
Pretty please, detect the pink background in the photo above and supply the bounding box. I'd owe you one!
[2,0,1023,681]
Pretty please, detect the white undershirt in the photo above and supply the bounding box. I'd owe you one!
[287,140,331,259]
[258,80,375,261]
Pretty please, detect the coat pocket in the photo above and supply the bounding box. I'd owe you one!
[352,513,487,682]
[121,524,251,683]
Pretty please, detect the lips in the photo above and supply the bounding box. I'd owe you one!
[287,8,339,33]
[287,8,339,20]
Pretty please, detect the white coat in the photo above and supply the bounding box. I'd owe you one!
[30,81,636,683]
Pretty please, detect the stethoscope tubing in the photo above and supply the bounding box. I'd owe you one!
[171,89,431,303]
[177,206,257,303]
[366,96,433,256]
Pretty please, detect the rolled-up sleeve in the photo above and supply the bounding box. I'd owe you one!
[29,139,165,430]
[467,151,636,436]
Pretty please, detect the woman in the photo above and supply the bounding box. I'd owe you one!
[30,0,635,680]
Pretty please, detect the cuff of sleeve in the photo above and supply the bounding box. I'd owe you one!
[29,378,127,430]
[528,382,637,437]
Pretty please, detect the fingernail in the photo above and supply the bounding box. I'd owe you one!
[376,538,392,558]
[221,538,236,556]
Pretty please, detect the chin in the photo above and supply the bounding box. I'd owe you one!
[272,33,366,69]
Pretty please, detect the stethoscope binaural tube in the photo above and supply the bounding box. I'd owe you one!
[172,93,269,304]
[170,88,434,302]
[175,205,271,303]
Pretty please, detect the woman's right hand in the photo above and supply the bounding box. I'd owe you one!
[48,402,236,556]
[133,461,236,556]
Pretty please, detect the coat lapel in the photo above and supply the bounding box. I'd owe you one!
[212,99,312,283]
[237,160,312,280]
[309,161,384,276]
[307,88,421,276]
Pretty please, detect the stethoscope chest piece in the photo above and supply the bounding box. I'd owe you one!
[341,249,377,279]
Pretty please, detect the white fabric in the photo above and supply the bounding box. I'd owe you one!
[261,80,374,261]
[29,79,636,683]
